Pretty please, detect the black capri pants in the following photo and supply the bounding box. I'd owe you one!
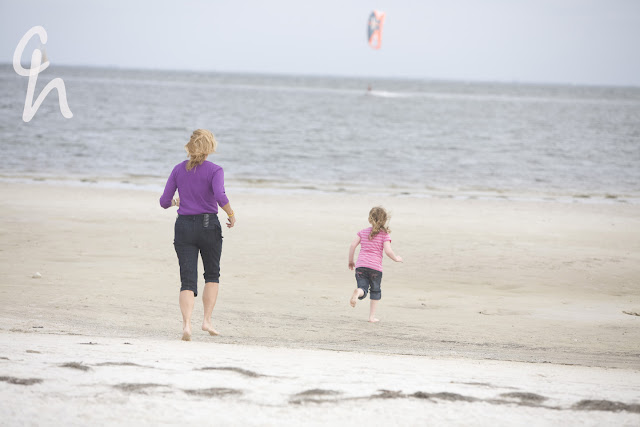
[355,267,382,300]
[173,213,223,297]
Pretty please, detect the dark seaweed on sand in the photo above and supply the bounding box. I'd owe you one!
[573,400,640,414]
[198,366,263,377]
[183,388,242,397]
[293,389,342,397]
[0,376,43,386]
[59,362,91,371]
[113,383,165,392]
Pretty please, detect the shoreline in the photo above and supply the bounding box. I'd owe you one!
[1,174,638,206]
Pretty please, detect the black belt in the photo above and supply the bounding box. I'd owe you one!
[177,213,218,227]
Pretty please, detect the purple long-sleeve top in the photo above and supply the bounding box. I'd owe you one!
[159,160,229,215]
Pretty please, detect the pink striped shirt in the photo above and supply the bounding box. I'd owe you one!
[355,227,391,272]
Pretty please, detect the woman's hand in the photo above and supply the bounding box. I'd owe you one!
[348,261,355,270]
[172,197,180,207]
[220,204,235,228]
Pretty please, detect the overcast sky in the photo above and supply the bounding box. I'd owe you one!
[2,0,639,86]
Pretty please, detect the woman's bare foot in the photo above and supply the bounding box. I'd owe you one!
[182,325,192,341]
[202,322,220,336]
[368,318,380,323]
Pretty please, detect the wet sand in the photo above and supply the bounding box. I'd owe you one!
[1,182,639,424]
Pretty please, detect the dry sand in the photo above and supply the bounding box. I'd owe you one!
[1,181,639,425]
[2,332,639,426]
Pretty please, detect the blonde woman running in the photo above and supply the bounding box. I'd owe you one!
[160,129,236,341]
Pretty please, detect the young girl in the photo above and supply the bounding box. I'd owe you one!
[348,206,403,322]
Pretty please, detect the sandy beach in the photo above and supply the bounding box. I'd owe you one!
[1,181,639,424]
[2,332,639,426]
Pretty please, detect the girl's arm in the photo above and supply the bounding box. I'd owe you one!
[348,235,361,270]
[384,241,403,263]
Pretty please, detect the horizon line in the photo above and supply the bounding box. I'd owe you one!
[1,61,639,90]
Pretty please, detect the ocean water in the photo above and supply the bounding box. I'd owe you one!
[1,64,639,203]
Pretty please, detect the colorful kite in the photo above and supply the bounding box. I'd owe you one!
[367,10,385,50]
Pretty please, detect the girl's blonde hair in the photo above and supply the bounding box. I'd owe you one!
[368,206,390,239]
[185,129,217,171]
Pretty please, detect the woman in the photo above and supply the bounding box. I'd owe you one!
[159,129,236,341]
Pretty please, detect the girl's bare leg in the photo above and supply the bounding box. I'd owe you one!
[202,282,220,336]
[350,288,364,307]
[369,300,380,323]
[179,290,195,340]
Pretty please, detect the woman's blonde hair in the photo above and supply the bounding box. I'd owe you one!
[185,129,217,171]
[368,206,390,239]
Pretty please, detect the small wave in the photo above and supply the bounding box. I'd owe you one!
[126,173,164,179]
[0,174,165,192]
[366,90,415,99]
[362,89,640,105]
